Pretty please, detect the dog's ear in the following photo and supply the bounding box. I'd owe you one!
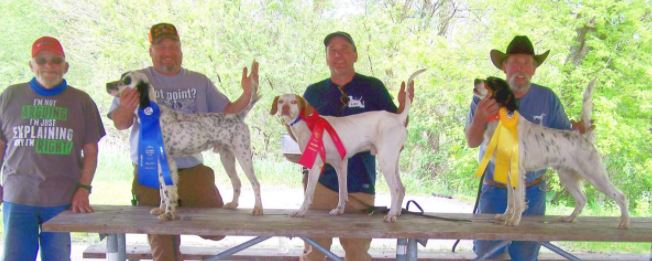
[305,104,315,116]
[486,77,518,112]
[295,95,314,116]
[270,96,280,115]
[136,81,151,108]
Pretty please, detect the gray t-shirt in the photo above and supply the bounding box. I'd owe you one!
[108,67,230,168]
[0,82,105,206]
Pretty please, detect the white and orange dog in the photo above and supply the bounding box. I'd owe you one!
[271,70,425,223]
[475,77,629,228]
[107,66,263,220]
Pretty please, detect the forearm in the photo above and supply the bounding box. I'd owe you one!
[223,90,252,114]
[79,143,99,186]
[0,140,5,167]
[110,106,134,130]
[465,118,486,148]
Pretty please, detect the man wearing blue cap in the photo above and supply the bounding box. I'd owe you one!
[300,31,413,261]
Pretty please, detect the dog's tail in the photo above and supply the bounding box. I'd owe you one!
[581,78,596,140]
[237,77,261,119]
[398,69,426,124]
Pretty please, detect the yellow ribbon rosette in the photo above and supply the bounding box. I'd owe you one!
[475,107,520,188]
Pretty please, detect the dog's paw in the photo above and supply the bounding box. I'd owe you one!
[157,212,176,221]
[328,207,345,216]
[504,216,521,226]
[290,210,306,218]
[384,214,398,223]
[494,213,506,222]
[150,207,164,215]
[251,206,263,216]
[224,201,239,210]
[559,215,577,223]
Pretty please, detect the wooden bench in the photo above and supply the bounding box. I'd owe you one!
[82,241,650,261]
[82,242,300,260]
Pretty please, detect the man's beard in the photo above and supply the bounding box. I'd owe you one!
[508,72,531,93]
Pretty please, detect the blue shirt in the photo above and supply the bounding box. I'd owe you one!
[304,73,397,194]
[467,83,572,183]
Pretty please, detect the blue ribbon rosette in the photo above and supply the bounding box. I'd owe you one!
[137,102,174,188]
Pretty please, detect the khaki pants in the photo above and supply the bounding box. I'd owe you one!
[132,164,224,261]
[302,183,374,261]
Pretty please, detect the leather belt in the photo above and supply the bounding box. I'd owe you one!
[484,176,544,189]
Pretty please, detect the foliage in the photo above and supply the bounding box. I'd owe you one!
[0,0,650,216]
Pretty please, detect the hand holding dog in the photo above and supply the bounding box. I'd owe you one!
[118,87,139,111]
[571,119,595,134]
[474,96,499,125]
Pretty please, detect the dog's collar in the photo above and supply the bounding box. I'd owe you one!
[487,113,499,122]
[289,116,302,126]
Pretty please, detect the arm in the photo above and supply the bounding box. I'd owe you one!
[0,139,4,205]
[70,142,98,213]
[0,139,5,168]
[224,61,258,113]
[110,88,139,130]
[465,96,498,148]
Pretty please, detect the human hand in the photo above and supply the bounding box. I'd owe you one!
[118,88,139,111]
[473,95,499,125]
[241,60,259,101]
[398,80,415,108]
[571,119,595,134]
[70,188,93,214]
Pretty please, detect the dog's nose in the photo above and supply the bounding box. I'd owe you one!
[281,105,290,116]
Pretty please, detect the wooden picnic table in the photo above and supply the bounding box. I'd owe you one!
[43,205,652,261]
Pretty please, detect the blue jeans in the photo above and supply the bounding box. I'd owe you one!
[2,202,71,261]
[473,183,546,261]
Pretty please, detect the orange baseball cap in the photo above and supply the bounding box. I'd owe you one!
[31,36,65,57]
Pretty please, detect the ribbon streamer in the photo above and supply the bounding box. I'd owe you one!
[298,111,347,169]
[137,102,174,188]
[475,107,520,188]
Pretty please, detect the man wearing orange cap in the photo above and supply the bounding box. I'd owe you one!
[108,23,257,261]
[0,36,105,260]
[465,35,586,260]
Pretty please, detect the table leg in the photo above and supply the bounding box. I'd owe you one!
[300,236,343,261]
[473,241,510,261]
[540,241,582,261]
[106,233,126,261]
[396,238,408,261]
[206,236,272,261]
[407,238,418,261]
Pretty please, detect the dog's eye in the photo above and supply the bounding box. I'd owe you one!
[123,76,132,85]
[291,100,297,104]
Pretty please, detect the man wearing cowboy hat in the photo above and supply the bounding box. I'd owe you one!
[465,35,583,260]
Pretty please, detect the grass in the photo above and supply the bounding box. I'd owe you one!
[1,148,649,254]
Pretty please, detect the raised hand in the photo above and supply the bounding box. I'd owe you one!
[241,60,259,101]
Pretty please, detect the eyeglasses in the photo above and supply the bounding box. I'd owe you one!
[34,56,64,65]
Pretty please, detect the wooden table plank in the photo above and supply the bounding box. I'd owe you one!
[43,205,652,242]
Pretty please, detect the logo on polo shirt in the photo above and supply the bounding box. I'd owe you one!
[348,96,365,108]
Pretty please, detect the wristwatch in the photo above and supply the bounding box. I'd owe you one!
[76,183,92,194]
